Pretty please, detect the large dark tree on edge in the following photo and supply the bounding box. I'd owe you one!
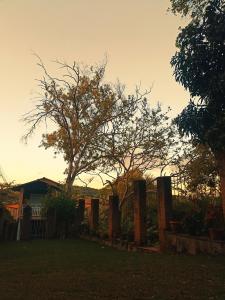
[171,0,225,216]
[170,0,218,18]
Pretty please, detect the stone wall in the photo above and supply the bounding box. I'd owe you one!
[165,231,225,255]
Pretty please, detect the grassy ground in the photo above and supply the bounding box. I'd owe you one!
[0,239,225,300]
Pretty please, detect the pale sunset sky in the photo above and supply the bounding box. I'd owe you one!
[0,0,189,187]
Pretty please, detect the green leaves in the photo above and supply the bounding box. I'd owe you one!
[169,0,223,18]
[172,0,225,152]
[42,193,77,223]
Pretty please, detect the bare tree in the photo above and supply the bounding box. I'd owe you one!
[23,57,137,195]
[93,95,176,203]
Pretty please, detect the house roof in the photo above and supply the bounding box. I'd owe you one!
[12,177,62,193]
[12,177,100,198]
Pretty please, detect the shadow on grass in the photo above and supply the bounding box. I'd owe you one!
[0,239,225,300]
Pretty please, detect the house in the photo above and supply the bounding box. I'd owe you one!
[6,177,100,238]
[11,177,62,238]
[12,177,62,219]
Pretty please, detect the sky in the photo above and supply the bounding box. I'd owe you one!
[0,0,190,187]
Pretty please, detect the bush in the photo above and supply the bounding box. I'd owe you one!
[42,193,77,223]
[172,197,223,236]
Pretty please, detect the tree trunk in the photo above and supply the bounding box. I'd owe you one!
[65,177,73,197]
[215,151,225,219]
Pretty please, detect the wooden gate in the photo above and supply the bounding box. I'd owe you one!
[31,219,46,239]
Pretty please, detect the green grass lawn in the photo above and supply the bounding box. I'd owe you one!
[0,239,225,300]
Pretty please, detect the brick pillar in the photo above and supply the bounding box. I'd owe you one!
[109,195,120,240]
[89,198,99,233]
[21,205,32,240]
[157,176,172,251]
[133,180,147,246]
[46,207,56,239]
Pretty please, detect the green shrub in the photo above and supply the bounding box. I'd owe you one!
[172,197,223,236]
[42,193,77,223]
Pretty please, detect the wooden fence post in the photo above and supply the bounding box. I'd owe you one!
[21,205,32,240]
[109,195,120,240]
[78,199,85,224]
[16,188,24,241]
[4,221,11,241]
[74,199,85,235]
[0,207,3,241]
[46,207,56,239]
[133,180,147,246]
[89,198,99,233]
[11,222,17,241]
[8,223,16,241]
[157,176,172,251]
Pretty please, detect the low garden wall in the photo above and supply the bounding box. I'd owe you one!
[165,231,225,255]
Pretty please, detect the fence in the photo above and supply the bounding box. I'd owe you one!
[98,197,109,238]
[146,179,158,244]
[81,177,172,250]
[120,191,134,241]
[171,173,220,202]
[0,207,18,241]
[170,173,224,238]
[82,176,220,253]
[3,176,222,254]
[31,207,42,218]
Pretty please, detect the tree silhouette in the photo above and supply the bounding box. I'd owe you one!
[171,0,225,216]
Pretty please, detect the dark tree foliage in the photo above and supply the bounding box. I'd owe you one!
[170,0,217,18]
[171,0,225,152]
